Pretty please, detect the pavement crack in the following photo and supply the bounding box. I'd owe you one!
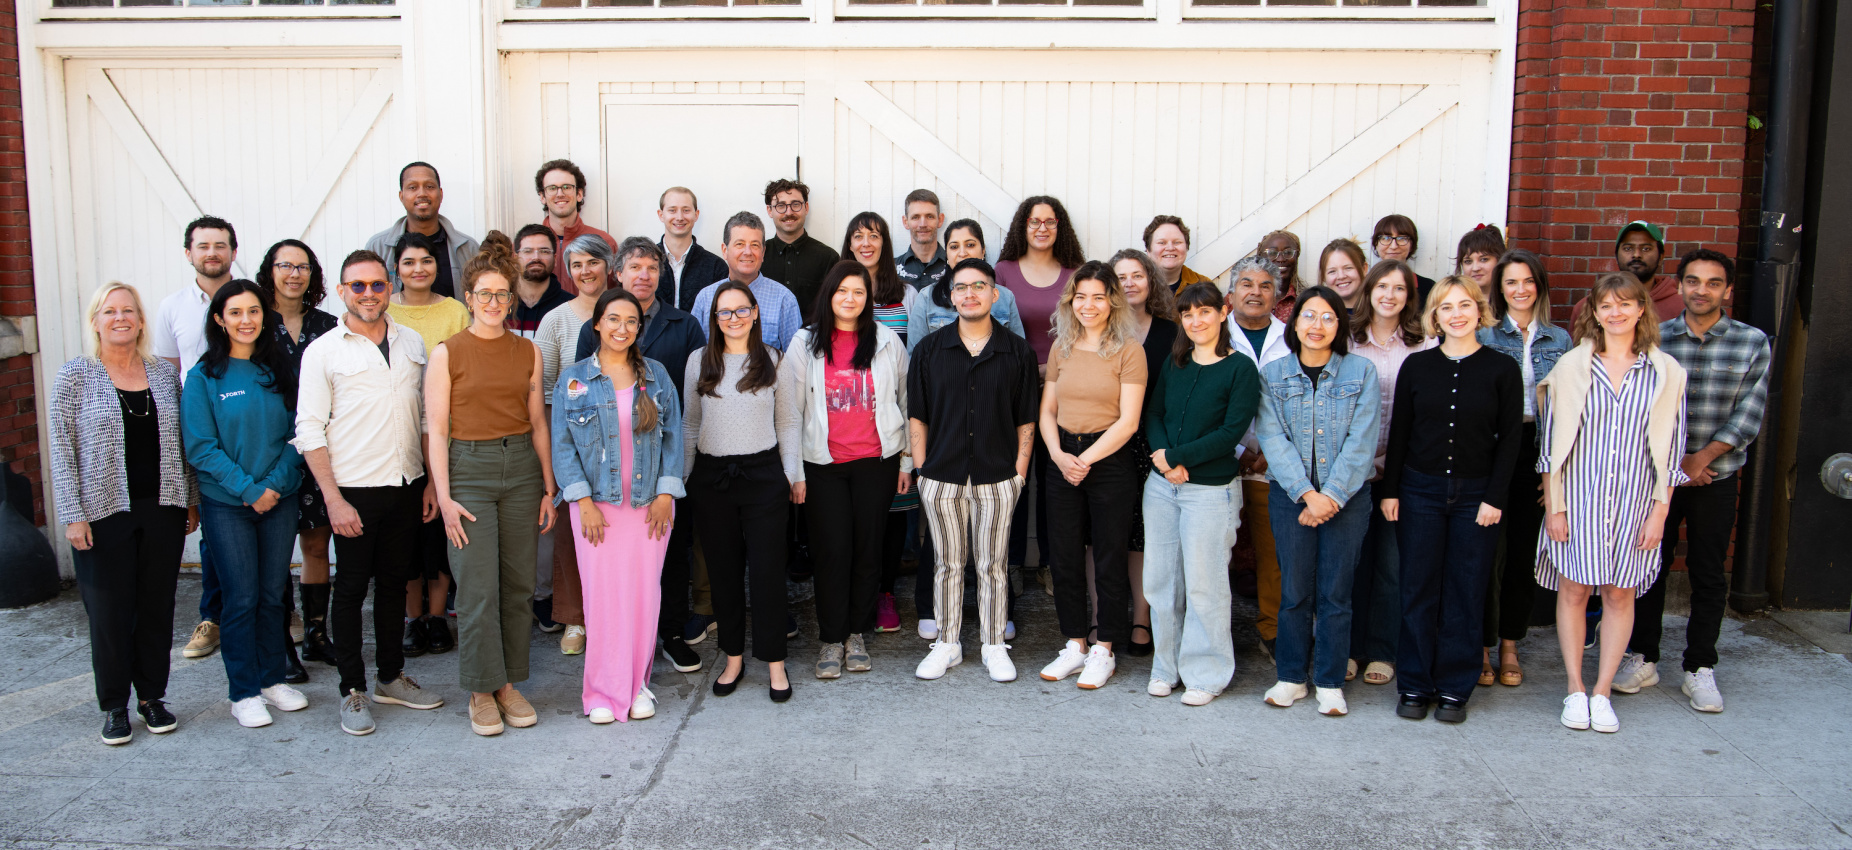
[531,805,593,850]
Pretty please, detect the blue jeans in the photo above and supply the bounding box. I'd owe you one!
[1269,481,1371,689]
[198,496,299,701]
[1394,469,1497,703]
[1142,472,1240,694]
[198,535,221,623]
[1349,493,1402,665]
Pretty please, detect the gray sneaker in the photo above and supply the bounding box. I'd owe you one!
[1611,653,1659,694]
[816,643,843,679]
[844,634,871,673]
[340,689,375,736]
[1682,667,1724,712]
[372,674,443,710]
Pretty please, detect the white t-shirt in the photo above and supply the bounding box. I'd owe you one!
[150,283,214,386]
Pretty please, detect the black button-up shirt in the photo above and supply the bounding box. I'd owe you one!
[907,320,1040,486]
[761,232,840,324]
[896,243,948,292]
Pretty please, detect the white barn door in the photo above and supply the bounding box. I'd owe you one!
[602,102,800,252]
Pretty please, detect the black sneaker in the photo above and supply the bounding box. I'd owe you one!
[533,597,564,633]
[402,618,429,657]
[101,708,132,745]
[136,699,178,733]
[1435,698,1469,724]
[423,616,454,654]
[661,638,702,673]
[786,614,800,640]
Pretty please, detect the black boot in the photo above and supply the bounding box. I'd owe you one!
[283,632,309,684]
[299,582,337,665]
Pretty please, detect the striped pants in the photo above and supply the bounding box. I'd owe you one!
[918,475,1023,647]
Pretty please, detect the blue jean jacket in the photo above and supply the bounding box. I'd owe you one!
[551,355,685,508]
[1477,317,1572,384]
[1254,351,1379,507]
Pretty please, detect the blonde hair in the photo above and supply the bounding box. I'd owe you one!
[1420,274,1497,338]
[1572,272,1661,354]
[84,281,152,362]
[1050,260,1137,361]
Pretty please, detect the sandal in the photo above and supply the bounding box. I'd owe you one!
[1478,649,1496,687]
[1498,649,1524,687]
[1123,624,1153,658]
[1345,658,1358,682]
[1363,661,1394,685]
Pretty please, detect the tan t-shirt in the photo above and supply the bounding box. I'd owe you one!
[444,329,536,441]
[1046,341,1146,434]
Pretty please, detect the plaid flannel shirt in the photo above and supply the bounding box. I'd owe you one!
[1658,313,1770,479]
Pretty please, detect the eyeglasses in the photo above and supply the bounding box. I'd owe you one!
[601,317,641,331]
[542,184,579,196]
[1027,218,1060,232]
[344,281,388,295]
[516,247,555,259]
[470,290,515,304]
[1374,236,1414,248]
[272,262,312,274]
[716,307,756,320]
[1297,310,1339,326]
[1263,248,1300,262]
[771,200,806,214]
[950,281,992,294]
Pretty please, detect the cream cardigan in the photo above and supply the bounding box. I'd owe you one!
[1535,341,1687,510]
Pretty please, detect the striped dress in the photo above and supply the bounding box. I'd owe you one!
[1533,353,1688,596]
[876,294,920,512]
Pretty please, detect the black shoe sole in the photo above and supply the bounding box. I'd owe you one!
[769,685,792,703]
[284,670,310,685]
[1435,704,1468,723]
[712,677,738,697]
[1396,702,1430,720]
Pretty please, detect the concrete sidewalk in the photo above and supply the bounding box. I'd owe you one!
[1,577,1848,850]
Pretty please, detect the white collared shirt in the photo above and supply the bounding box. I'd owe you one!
[292,316,430,489]
[1509,315,1539,418]
[1228,315,1292,477]
[150,282,214,386]
[663,235,689,307]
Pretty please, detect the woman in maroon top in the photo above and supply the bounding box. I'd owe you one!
[996,196,1084,372]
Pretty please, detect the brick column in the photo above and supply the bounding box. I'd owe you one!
[0,3,38,526]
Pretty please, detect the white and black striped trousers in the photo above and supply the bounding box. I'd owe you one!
[917,475,1024,647]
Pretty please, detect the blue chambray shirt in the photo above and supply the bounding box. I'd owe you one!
[1254,351,1380,506]
[551,355,686,508]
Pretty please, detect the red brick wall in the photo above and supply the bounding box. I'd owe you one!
[0,4,39,525]
[1508,0,1758,325]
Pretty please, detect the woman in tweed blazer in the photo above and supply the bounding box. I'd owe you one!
[49,281,198,747]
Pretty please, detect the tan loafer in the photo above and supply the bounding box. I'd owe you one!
[469,693,503,736]
[495,687,538,728]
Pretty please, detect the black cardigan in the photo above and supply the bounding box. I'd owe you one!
[1379,346,1524,509]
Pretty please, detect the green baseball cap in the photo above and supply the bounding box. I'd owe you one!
[1615,221,1664,250]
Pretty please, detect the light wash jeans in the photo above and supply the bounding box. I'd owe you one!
[1142,471,1241,695]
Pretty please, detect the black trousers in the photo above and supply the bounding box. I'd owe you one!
[1633,475,1739,672]
[329,483,421,697]
[1044,431,1137,644]
[73,498,187,711]
[657,513,693,641]
[805,455,902,643]
[1486,422,1545,645]
[690,449,790,663]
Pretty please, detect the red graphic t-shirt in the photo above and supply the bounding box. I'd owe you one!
[825,329,881,463]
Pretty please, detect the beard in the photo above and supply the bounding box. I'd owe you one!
[523,263,552,284]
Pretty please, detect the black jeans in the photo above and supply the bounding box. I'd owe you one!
[73,499,187,711]
[805,455,901,642]
[657,513,693,641]
[329,483,421,697]
[1485,423,1545,646]
[1045,430,1137,645]
[1395,469,1497,703]
[1633,475,1738,672]
[690,449,790,663]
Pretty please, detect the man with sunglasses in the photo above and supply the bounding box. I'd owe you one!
[759,178,839,323]
[536,159,616,295]
[294,250,444,736]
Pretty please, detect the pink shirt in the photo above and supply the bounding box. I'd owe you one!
[1352,325,1437,479]
[824,330,881,463]
[996,260,1074,365]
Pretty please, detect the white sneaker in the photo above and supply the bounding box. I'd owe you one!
[1589,694,1619,733]
[1561,692,1591,730]
[1004,620,1017,641]
[230,696,273,728]
[1682,668,1724,713]
[629,687,656,720]
[1315,686,1348,716]
[1611,652,1659,694]
[981,644,1016,682]
[588,708,616,725]
[915,641,963,680]
[260,684,308,712]
[1263,680,1308,708]
[1039,642,1089,682]
[1147,679,1176,697]
[1076,645,1115,690]
[1181,688,1216,706]
[917,619,939,641]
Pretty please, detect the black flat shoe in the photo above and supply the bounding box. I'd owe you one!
[136,699,177,734]
[712,667,741,697]
[1396,695,1431,720]
[282,640,309,685]
[769,683,792,703]
[423,617,455,654]
[1435,698,1468,723]
[1123,624,1154,658]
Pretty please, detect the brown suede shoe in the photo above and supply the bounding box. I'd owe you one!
[495,687,537,728]
[469,693,503,736]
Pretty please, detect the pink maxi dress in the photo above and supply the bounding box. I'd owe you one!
[574,386,673,721]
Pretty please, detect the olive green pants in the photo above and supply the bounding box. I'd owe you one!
[447,434,544,694]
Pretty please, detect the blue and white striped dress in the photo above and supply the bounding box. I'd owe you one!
[1534,353,1688,596]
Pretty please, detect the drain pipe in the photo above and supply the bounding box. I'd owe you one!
[1734,0,1819,614]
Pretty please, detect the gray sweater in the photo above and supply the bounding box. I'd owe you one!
[682,348,802,482]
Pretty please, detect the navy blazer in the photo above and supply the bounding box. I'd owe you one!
[665,237,730,314]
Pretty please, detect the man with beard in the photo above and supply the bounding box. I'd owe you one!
[365,162,480,298]
[153,215,237,660]
[1569,221,1685,326]
[758,178,839,322]
[508,224,573,339]
[536,159,616,295]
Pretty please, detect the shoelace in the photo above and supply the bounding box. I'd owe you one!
[1691,670,1717,690]
[395,675,421,692]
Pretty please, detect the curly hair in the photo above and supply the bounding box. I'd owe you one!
[998,195,1085,268]
[1050,260,1137,361]
[255,239,325,311]
[463,231,520,295]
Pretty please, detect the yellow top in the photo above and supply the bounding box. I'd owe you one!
[387,297,471,354]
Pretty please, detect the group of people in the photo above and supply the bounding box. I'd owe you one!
[47,157,1770,747]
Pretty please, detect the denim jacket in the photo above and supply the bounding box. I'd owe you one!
[551,355,686,508]
[905,285,1027,354]
[1477,316,1572,384]
[1254,351,1380,507]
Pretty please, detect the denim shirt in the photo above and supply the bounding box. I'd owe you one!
[1254,351,1380,506]
[1478,317,1571,382]
[551,355,686,508]
[905,286,1027,354]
